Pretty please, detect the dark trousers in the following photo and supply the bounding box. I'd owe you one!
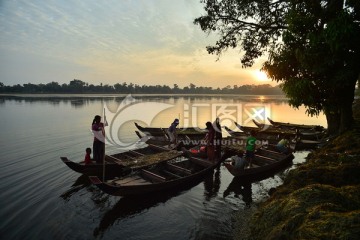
[93,140,105,163]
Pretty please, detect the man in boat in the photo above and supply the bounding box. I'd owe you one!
[245,130,257,168]
[231,155,246,170]
[204,121,216,162]
[276,136,290,153]
[213,118,222,158]
[167,118,179,147]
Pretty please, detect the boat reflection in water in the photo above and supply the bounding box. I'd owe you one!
[223,159,293,206]
[223,177,253,206]
[60,175,91,201]
[92,169,220,238]
[203,168,221,201]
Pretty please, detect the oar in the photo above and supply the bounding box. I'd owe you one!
[102,107,106,182]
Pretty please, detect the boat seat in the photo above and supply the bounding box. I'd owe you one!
[256,154,277,162]
[249,163,260,168]
[166,163,192,175]
[162,169,182,179]
[257,148,284,156]
[189,156,213,167]
[129,150,145,156]
[141,169,166,183]
[111,176,150,185]
[105,155,124,165]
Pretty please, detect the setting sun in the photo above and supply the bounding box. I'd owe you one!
[255,70,269,81]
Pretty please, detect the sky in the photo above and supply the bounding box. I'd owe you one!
[0,0,273,88]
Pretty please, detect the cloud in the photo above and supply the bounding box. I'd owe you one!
[0,0,273,87]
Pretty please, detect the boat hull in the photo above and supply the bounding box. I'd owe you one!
[90,152,230,196]
[224,146,294,177]
[61,157,130,177]
[60,145,176,177]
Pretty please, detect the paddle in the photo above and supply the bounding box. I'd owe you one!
[102,108,108,182]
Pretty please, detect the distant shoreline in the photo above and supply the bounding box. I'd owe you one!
[0,93,286,98]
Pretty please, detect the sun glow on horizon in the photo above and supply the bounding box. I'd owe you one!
[255,70,270,82]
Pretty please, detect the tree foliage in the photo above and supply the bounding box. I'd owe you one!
[194,0,360,134]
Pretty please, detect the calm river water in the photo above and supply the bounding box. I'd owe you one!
[0,94,326,240]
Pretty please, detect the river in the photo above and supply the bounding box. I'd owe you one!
[0,94,326,240]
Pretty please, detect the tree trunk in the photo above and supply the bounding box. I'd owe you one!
[340,103,353,133]
[325,109,340,136]
[339,82,356,133]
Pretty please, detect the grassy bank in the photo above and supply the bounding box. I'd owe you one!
[239,101,360,240]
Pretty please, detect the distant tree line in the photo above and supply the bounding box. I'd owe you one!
[0,79,284,95]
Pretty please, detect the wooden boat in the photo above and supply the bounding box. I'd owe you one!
[135,130,200,150]
[224,145,294,177]
[60,144,181,178]
[252,119,274,130]
[225,125,327,151]
[237,121,326,141]
[235,122,297,137]
[89,149,230,196]
[267,117,325,131]
[135,130,172,147]
[134,122,207,140]
[224,126,281,144]
[294,138,328,150]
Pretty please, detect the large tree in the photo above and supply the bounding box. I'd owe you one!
[194,0,360,135]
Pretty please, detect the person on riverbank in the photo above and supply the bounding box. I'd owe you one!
[245,130,257,167]
[167,118,179,147]
[92,115,106,163]
[204,121,215,162]
[84,147,92,164]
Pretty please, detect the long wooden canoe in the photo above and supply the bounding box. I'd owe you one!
[267,117,325,131]
[224,127,324,155]
[236,121,326,141]
[89,150,230,196]
[235,121,298,137]
[224,145,294,177]
[134,122,207,140]
[60,145,181,178]
[224,126,281,144]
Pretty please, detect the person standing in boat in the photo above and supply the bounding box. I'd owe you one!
[213,118,222,158]
[204,121,216,162]
[167,118,179,147]
[92,115,106,163]
[245,130,257,167]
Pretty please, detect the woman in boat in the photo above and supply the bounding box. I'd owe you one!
[245,130,257,167]
[92,115,105,163]
[167,118,179,146]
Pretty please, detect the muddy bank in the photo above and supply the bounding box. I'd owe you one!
[238,102,360,240]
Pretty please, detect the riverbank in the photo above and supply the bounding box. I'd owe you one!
[238,100,360,240]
